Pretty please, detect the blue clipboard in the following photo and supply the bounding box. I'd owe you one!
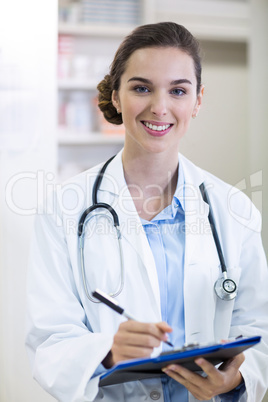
[100,336,261,386]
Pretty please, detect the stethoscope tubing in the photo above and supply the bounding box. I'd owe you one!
[92,155,116,204]
[77,157,237,302]
[199,183,227,274]
[79,212,124,303]
[78,202,119,237]
[78,154,123,302]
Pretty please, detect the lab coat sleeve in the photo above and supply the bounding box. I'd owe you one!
[25,191,113,402]
[227,205,268,401]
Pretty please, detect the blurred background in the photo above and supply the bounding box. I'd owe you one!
[0,0,267,400]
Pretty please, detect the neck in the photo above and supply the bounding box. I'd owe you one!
[122,147,179,220]
[122,147,178,189]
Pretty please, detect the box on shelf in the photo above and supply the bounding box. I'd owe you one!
[58,91,98,132]
[58,35,74,79]
[59,0,141,26]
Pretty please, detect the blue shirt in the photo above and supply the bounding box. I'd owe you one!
[141,164,245,402]
[141,164,187,402]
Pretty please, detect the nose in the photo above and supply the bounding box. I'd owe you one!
[150,92,167,117]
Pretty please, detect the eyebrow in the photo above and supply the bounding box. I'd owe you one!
[127,77,192,85]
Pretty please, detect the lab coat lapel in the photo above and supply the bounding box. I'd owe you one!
[97,151,161,317]
[180,155,216,344]
[180,154,209,267]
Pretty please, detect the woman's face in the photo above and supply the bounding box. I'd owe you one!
[112,46,204,157]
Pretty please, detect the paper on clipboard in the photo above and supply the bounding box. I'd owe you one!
[99,336,261,387]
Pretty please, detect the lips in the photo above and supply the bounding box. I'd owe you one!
[141,121,173,137]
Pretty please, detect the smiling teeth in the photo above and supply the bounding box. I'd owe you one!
[144,122,171,131]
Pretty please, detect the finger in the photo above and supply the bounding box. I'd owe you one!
[163,364,205,388]
[194,357,221,379]
[163,366,216,401]
[113,344,155,360]
[114,331,163,349]
[155,321,173,333]
[155,322,173,342]
[163,364,224,401]
[162,364,210,400]
[195,353,245,378]
[195,356,244,393]
[123,321,171,342]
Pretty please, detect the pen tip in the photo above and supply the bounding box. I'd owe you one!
[165,340,174,347]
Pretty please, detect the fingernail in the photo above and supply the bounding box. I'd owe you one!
[162,368,170,374]
[195,358,204,365]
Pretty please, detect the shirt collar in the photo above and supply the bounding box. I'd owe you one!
[171,160,185,215]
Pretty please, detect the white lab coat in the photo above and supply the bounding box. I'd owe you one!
[25,151,268,402]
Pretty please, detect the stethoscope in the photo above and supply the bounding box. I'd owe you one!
[78,155,124,303]
[199,183,237,300]
[78,156,237,303]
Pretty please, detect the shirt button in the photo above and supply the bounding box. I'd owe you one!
[150,390,161,400]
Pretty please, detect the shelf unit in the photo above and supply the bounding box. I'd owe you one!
[58,131,125,146]
[58,79,96,90]
[58,22,137,37]
[57,6,137,179]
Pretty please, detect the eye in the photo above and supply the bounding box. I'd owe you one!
[170,88,186,96]
[134,85,150,93]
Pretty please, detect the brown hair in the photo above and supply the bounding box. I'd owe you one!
[97,22,202,125]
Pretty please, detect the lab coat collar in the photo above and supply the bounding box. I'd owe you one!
[97,149,210,264]
[97,150,207,200]
[171,159,185,216]
[180,154,210,267]
[98,150,126,197]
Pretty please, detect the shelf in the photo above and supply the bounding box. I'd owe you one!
[182,21,248,43]
[58,22,136,37]
[58,131,125,145]
[154,0,249,43]
[58,79,97,90]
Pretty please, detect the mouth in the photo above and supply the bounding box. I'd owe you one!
[141,121,173,136]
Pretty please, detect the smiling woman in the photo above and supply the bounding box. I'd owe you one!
[25,22,268,402]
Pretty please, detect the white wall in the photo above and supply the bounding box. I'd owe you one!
[248,0,268,257]
[249,4,268,396]
[181,40,248,187]
[0,0,57,401]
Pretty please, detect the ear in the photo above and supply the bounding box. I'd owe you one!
[192,85,204,118]
[112,90,121,114]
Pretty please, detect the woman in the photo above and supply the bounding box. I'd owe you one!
[26,22,268,401]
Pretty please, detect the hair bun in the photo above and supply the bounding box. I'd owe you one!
[97,74,123,125]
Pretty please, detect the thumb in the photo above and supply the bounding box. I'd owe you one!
[220,353,245,372]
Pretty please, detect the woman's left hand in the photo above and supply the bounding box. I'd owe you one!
[162,353,245,401]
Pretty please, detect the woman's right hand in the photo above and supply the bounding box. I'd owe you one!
[103,320,172,368]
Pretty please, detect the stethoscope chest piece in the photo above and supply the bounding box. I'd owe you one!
[214,275,237,301]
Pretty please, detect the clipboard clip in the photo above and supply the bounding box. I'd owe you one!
[181,342,200,351]
[182,336,243,350]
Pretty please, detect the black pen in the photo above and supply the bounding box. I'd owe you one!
[92,288,173,348]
